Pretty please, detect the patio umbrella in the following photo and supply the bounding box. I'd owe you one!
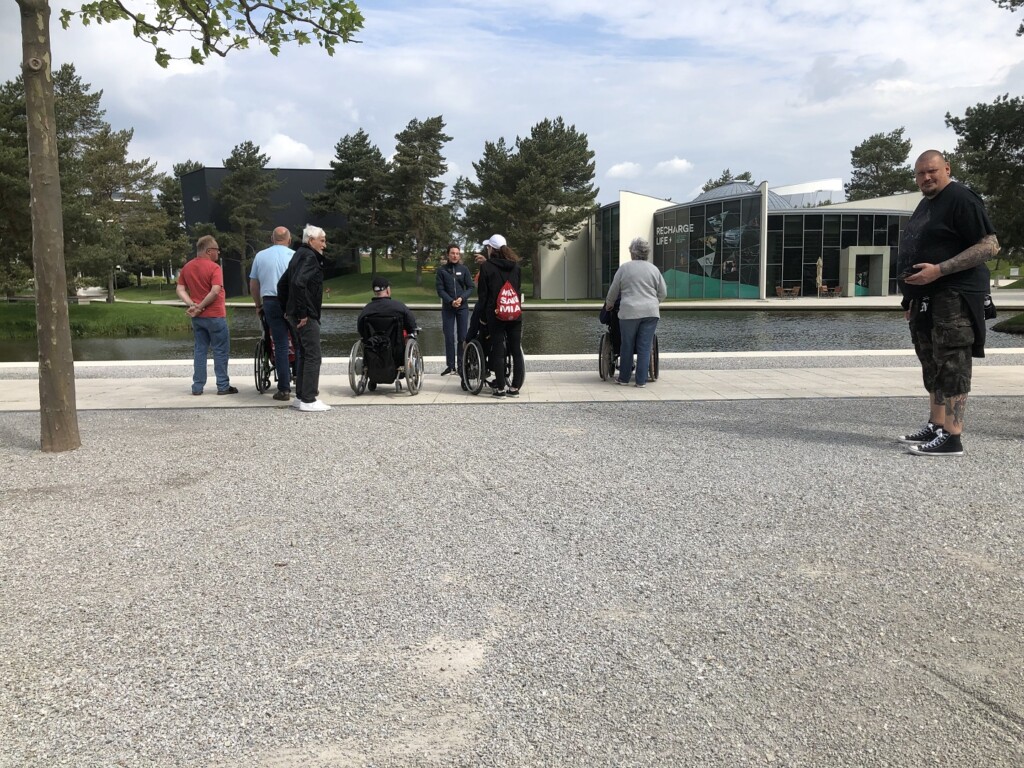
[815,256,823,290]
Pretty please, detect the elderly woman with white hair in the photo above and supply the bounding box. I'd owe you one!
[604,237,667,388]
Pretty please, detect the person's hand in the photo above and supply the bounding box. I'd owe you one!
[453,297,462,308]
[903,263,941,286]
[297,317,308,329]
[256,305,264,316]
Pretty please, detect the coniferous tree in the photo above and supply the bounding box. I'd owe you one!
[701,169,753,193]
[387,116,453,285]
[157,160,205,280]
[946,94,1024,261]
[464,117,598,298]
[844,128,916,201]
[214,141,279,294]
[992,0,1024,35]
[309,129,388,273]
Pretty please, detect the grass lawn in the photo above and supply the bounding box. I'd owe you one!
[113,255,536,305]
[0,301,194,339]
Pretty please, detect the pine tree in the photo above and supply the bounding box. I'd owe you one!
[308,129,388,273]
[464,117,598,298]
[387,116,453,285]
[214,141,279,293]
[844,128,916,201]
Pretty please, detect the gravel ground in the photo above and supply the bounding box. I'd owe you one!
[1,397,1022,767]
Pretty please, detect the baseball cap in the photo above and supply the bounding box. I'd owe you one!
[371,276,390,292]
[482,234,507,250]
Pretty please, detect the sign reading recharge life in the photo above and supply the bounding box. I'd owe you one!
[655,223,693,246]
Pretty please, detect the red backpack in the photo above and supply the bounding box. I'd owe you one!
[495,280,522,321]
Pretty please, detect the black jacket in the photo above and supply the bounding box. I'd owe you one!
[435,261,474,308]
[357,296,418,338]
[277,244,324,322]
[477,257,522,321]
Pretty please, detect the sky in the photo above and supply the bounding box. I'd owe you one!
[2,0,1023,206]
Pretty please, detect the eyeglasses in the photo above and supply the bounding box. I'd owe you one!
[206,247,221,253]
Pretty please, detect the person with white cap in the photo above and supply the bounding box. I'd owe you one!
[476,234,525,397]
[604,236,667,388]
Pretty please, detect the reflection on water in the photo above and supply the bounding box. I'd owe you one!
[0,308,1017,362]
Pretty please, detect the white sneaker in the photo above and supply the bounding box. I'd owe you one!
[297,399,331,412]
[289,398,302,409]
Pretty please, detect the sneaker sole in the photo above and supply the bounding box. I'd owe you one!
[907,446,964,457]
[897,436,934,445]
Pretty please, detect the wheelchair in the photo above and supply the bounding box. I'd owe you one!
[254,312,297,393]
[598,321,659,383]
[348,315,423,396]
[461,336,518,396]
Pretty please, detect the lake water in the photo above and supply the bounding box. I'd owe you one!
[0,308,1018,362]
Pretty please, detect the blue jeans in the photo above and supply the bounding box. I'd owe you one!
[441,303,469,369]
[262,297,293,392]
[191,316,231,393]
[618,316,658,385]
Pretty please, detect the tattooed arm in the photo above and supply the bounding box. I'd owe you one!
[938,234,1001,275]
[904,234,1000,286]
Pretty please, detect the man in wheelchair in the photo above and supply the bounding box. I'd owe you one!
[356,277,419,387]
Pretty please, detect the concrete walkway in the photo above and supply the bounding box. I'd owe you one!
[2,350,1023,411]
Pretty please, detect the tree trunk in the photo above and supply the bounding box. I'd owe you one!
[107,268,115,303]
[18,0,81,452]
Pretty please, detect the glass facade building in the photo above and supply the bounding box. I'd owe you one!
[645,183,911,299]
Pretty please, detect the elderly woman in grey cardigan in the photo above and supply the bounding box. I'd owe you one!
[604,237,667,387]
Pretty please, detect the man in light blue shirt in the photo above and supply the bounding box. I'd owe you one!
[249,227,295,400]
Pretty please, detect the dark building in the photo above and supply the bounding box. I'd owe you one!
[180,167,350,297]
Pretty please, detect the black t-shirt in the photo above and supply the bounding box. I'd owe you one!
[898,181,994,299]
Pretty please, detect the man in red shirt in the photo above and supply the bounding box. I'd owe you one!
[176,235,237,396]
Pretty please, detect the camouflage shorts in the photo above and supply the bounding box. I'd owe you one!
[909,289,974,396]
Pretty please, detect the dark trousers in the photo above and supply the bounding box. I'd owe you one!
[441,303,469,369]
[288,317,322,403]
[486,317,525,390]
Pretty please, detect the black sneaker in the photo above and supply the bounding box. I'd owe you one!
[217,386,239,395]
[440,367,455,376]
[273,391,291,402]
[907,430,964,457]
[506,388,519,397]
[898,422,940,444]
[492,388,507,398]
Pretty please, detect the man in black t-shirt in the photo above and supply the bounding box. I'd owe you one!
[896,150,1000,457]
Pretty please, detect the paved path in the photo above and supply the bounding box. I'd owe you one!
[2,350,1023,411]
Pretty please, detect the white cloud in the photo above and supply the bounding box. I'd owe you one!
[263,134,316,168]
[606,162,642,179]
[653,157,694,176]
[1,0,1021,205]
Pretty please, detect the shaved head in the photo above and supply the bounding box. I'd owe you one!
[914,150,952,199]
[272,226,291,244]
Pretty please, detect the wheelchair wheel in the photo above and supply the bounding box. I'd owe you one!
[461,338,485,395]
[348,340,367,395]
[649,334,660,382]
[598,331,612,381]
[254,338,272,393]
[404,337,424,395]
